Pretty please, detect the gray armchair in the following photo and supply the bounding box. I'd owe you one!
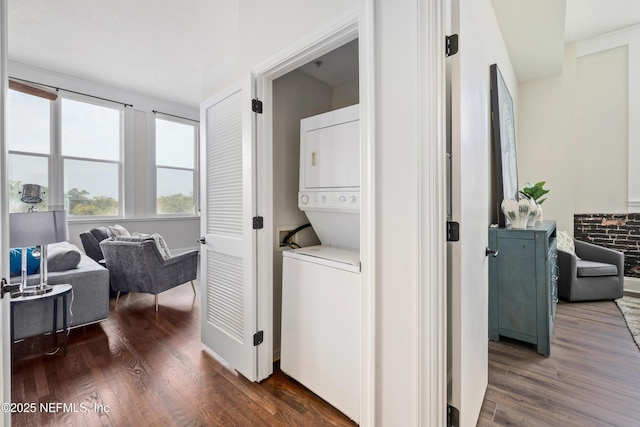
[557,239,624,302]
[100,237,198,311]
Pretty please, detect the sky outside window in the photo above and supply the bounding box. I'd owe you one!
[7,90,50,154]
[61,98,120,161]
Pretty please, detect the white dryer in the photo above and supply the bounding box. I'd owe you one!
[281,104,361,423]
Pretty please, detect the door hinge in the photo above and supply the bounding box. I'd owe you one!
[447,221,460,242]
[447,404,460,427]
[253,330,264,346]
[253,216,264,229]
[252,98,263,114]
[446,34,459,57]
[1,278,20,299]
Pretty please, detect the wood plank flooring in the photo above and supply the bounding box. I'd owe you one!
[479,300,640,426]
[12,285,640,426]
[11,283,357,427]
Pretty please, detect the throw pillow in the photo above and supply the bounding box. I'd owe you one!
[47,242,82,272]
[151,233,172,260]
[557,230,576,255]
[90,227,109,242]
[9,247,40,277]
[107,224,131,239]
[131,232,172,259]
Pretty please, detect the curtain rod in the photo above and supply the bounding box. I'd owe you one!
[153,110,199,123]
[9,77,133,108]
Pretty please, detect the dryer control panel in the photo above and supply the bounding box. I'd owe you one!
[298,191,360,211]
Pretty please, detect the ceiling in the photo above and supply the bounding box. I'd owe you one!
[297,39,359,87]
[8,0,238,107]
[7,1,640,107]
[493,0,640,82]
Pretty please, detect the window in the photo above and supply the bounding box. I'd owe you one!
[155,117,198,215]
[61,98,122,217]
[7,90,51,212]
[7,90,123,217]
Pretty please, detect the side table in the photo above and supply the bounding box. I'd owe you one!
[10,284,72,361]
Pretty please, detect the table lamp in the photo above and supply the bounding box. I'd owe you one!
[9,210,69,296]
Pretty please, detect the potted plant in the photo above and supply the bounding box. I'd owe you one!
[519,181,549,223]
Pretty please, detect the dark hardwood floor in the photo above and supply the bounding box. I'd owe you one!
[479,300,640,426]
[11,283,357,427]
[13,285,640,426]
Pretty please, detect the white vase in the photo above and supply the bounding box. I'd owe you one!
[536,204,544,222]
[501,198,531,229]
[527,199,538,227]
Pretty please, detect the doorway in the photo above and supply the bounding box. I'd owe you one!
[251,7,375,423]
[270,38,359,361]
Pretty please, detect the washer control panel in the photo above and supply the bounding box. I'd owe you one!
[298,191,360,210]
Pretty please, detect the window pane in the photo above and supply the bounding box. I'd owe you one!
[61,98,121,161]
[65,159,119,216]
[156,118,195,168]
[157,168,195,214]
[7,90,51,154]
[8,154,49,213]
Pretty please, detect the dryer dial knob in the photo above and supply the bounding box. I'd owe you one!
[350,196,357,203]
[300,194,309,204]
[339,195,347,202]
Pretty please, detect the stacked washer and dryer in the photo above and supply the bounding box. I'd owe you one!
[280,104,361,423]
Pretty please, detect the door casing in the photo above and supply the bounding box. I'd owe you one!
[251,2,376,424]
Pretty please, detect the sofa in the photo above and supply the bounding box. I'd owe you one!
[10,242,110,340]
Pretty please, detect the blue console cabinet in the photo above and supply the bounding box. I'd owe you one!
[488,220,558,356]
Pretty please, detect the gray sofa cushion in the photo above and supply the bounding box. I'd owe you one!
[576,259,618,277]
[47,242,82,272]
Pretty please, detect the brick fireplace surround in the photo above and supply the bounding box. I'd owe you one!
[574,214,640,278]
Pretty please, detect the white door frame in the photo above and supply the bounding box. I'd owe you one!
[252,2,376,424]
[0,0,10,424]
[418,0,448,425]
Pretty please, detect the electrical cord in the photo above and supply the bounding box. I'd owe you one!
[281,223,312,248]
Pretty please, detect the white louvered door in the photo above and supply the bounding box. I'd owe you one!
[199,78,258,381]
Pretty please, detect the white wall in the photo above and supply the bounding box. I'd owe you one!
[8,61,200,253]
[518,44,629,233]
[518,44,578,232]
[575,46,628,214]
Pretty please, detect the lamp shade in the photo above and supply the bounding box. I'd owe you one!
[20,184,44,204]
[9,210,69,248]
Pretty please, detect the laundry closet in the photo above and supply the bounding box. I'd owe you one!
[271,38,360,422]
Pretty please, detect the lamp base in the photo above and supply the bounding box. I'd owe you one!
[22,283,53,296]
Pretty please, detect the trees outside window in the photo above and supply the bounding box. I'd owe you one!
[155,117,198,215]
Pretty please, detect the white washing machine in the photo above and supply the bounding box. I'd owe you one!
[280,104,361,423]
[281,246,360,422]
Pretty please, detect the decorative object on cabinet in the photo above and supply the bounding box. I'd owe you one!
[500,198,534,230]
[488,221,558,356]
[490,63,518,227]
[519,181,549,223]
[519,181,549,205]
[557,237,624,302]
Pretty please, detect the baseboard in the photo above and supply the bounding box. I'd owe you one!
[624,277,640,297]
[171,246,199,255]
